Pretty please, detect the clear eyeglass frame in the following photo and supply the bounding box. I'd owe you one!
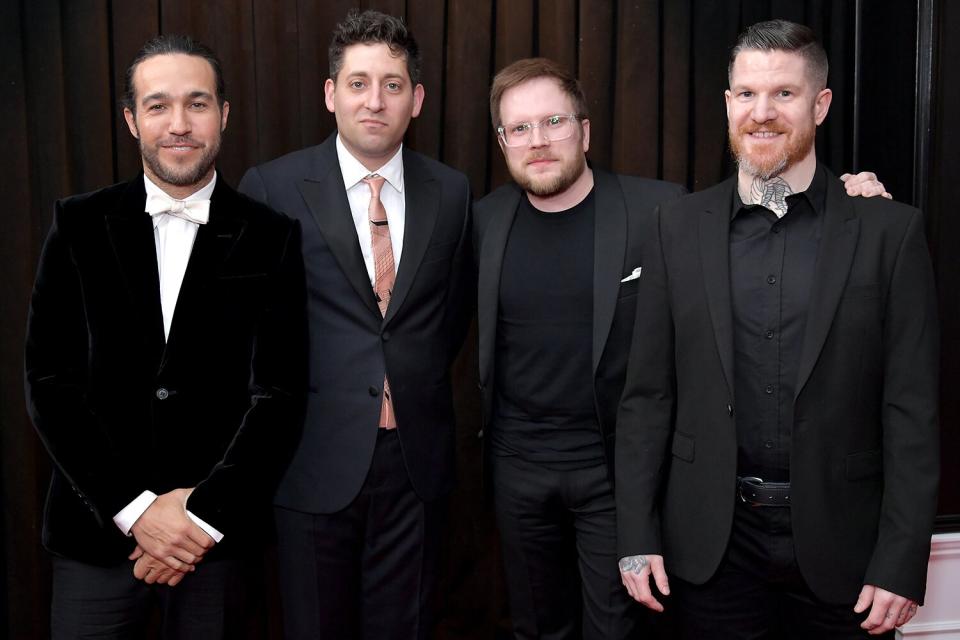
[497,114,581,147]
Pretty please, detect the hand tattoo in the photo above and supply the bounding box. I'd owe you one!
[619,555,649,574]
[749,176,794,218]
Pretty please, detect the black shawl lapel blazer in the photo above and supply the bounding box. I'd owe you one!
[616,169,939,604]
[25,174,308,566]
[474,168,686,476]
[239,134,473,514]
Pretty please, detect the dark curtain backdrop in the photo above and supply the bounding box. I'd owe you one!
[2,1,957,638]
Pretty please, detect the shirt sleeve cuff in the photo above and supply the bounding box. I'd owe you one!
[186,510,224,543]
[112,490,158,536]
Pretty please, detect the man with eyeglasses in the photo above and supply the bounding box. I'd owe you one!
[473,57,888,639]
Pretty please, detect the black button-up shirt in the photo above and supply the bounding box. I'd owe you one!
[729,166,826,482]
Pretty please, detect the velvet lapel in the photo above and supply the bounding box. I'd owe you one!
[161,178,247,367]
[477,185,522,386]
[297,137,380,316]
[104,177,165,366]
[383,148,440,327]
[592,170,628,374]
[699,179,737,401]
[793,177,859,400]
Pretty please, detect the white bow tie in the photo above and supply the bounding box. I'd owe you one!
[145,193,210,224]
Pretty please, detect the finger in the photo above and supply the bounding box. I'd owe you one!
[854,585,874,614]
[635,572,664,612]
[901,602,919,625]
[620,572,640,601]
[861,599,892,632]
[840,173,852,181]
[651,560,671,596]
[168,572,185,587]
[128,546,144,561]
[883,191,893,199]
[185,527,216,551]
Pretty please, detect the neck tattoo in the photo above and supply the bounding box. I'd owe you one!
[749,176,794,218]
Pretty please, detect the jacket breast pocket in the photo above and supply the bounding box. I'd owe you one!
[841,283,880,300]
[671,431,695,463]
[419,240,458,266]
[845,449,882,480]
[617,278,639,300]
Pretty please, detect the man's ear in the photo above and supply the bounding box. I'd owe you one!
[814,88,832,126]
[123,107,139,139]
[220,100,230,132]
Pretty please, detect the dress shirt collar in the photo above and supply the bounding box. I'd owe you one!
[335,134,404,194]
[143,171,218,210]
[731,163,826,221]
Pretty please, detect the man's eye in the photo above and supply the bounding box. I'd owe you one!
[350,80,365,89]
[191,102,207,109]
[546,115,563,126]
[779,90,792,98]
[510,123,531,135]
[148,104,166,111]
[739,91,753,99]
[386,82,401,91]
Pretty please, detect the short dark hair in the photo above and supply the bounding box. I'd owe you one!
[122,35,226,114]
[489,58,589,128]
[329,10,421,86]
[729,19,829,90]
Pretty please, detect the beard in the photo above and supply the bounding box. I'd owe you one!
[509,149,587,197]
[729,122,815,180]
[139,134,220,188]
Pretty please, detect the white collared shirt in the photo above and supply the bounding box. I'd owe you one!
[336,135,405,283]
[111,172,224,544]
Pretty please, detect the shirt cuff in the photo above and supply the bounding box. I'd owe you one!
[113,490,158,536]
[186,510,224,543]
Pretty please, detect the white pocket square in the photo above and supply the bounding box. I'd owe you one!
[620,267,642,283]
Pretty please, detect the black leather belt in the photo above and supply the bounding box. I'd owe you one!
[737,476,790,507]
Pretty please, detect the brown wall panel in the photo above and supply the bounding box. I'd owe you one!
[538,0,578,72]
[406,0,447,160]
[661,0,691,185]
[578,0,615,169]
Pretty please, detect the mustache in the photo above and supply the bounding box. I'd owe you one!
[157,136,204,147]
[739,125,788,135]
[525,152,558,163]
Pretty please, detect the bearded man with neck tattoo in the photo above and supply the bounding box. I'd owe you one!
[616,19,939,640]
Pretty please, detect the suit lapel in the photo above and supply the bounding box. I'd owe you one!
[477,185,522,385]
[104,177,165,362]
[383,149,440,326]
[162,179,247,363]
[699,179,737,400]
[592,170,628,374]
[794,179,859,399]
[297,138,380,316]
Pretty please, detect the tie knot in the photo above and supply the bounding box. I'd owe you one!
[363,174,386,199]
[145,193,210,224]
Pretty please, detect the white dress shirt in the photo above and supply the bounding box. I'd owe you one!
[336,135,406,283]
[111,173,224,543]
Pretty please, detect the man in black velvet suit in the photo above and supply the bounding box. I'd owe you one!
[24,36,306,639]
[238,11,472,639]
[616,20,939,639]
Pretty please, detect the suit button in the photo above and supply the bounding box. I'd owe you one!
[368,386,379,397]
[382,331,391,341]
[156,387,169,400]
[766,275,777,285]
[726,404,733,417]
[764,385,774,395]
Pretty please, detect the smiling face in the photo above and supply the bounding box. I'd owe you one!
[325,42,424,171]
[725,49,831,180]
[123,53,228,198]
[497,76,590,198]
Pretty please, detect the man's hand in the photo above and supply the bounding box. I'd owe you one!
[840,172,892,199]
[619,554,670,612]
[855,584,919,635]
[130,488,214,572]
[128,545,188,586]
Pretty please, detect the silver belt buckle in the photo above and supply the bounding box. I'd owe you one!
[738,476,765,504]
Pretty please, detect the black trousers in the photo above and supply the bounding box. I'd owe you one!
[670,501,894,640]
[274,428,444,640]
[50,554,260,640]
[492,454,644,640]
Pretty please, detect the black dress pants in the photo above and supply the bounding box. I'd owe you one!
[670,500,894,640]
[492,454,644,640]
[50,554,260,639]
[274,428,444,640]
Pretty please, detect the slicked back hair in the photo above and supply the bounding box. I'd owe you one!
[489,57,589,129]
[122,34,225,115]
[729,19,829,90]
[329,10,421,86]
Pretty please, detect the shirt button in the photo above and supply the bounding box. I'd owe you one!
[368,386,380,397]
[767,275,777,285]
[772,225,782,234]
[764,329,775,339]
[382,331,391,341]
[764,384,774,395]
[156,388,169,400]
[764,440,774,449]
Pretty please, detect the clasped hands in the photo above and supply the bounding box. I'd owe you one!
[128,488,215,587]
[618,554,919,635]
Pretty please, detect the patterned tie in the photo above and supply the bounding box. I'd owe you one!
[364,174,397,429]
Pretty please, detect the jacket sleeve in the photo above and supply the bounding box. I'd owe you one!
[615,205,677,559]
[864,209,940,603]
[185,218,308,533]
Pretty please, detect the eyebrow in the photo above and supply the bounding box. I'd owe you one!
[140,90,214,104]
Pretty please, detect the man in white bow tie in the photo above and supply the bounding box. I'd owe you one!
[473,57,891,640]
[25,34,307,639]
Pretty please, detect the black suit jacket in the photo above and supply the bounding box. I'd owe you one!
[616,169,940,604]
[25,175,308,566]
[474,168,686,475]
[239,134,472,513]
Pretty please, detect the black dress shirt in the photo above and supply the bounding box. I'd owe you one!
[729,166,826,482]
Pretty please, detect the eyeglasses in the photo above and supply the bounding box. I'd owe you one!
[497,114,582,147]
